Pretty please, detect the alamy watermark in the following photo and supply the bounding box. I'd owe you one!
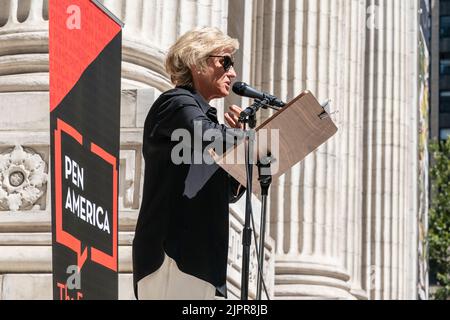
[66,265,81,290]
[66,5,81,30]
[367,4,382,30]
[170,121,280,176]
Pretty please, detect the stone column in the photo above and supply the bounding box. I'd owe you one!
[247,0,369,299]
[362,0,420,300]
[0,0,230,94]
[407,0,421,300]
[99,0,230,108]
[340,0,366,299]
[231,0,422,300]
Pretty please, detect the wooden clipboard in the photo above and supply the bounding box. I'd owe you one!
[212,91,338,194]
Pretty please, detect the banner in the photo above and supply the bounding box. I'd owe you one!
[50,0,123,300]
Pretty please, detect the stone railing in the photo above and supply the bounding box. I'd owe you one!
[0,0,48,34]
[0,0,48,92]
[0,0,172,93]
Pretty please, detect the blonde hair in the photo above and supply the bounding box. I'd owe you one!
[165,27,239,87]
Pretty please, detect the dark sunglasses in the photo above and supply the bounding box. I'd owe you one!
[208,55,234,72]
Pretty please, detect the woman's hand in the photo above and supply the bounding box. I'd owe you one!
[225,105,244,129]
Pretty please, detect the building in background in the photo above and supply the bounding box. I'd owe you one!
[0,0,428,300]
[431,0,450,140]
[429,0,449,297]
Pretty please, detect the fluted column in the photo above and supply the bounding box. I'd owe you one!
[238,0,422,301]
[250,0,362,300]
[391,0,401,299]
[99,0,230,103]
[362,0,420,300]
[406,0,421,300]
[334,0,366,298]
[344,0,366,299]
[364,0,389,300]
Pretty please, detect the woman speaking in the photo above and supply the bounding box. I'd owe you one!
[133,27,245,300]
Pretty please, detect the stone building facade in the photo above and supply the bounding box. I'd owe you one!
[0,0,426,300]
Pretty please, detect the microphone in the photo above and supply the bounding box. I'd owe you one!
[232,82,285,108]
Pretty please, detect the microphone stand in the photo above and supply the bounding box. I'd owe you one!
[239,98,274,300]
[255,154,273,300]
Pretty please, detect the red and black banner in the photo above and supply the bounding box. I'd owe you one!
[50,0,123,300]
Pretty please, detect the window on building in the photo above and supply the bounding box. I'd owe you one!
[441,59,450,75]
[440,128,450,141]
[441,16,450,38]
[440,91,450,113]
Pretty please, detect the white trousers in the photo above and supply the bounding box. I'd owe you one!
[137,253,216,300]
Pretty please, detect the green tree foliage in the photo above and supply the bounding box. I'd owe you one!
[429,138,450,300]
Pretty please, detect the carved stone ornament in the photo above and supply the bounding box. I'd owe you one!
[0,145,48,211]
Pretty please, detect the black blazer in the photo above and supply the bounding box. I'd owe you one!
[132,86,245,299]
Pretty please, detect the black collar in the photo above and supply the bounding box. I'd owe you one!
[176,85,212,114]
